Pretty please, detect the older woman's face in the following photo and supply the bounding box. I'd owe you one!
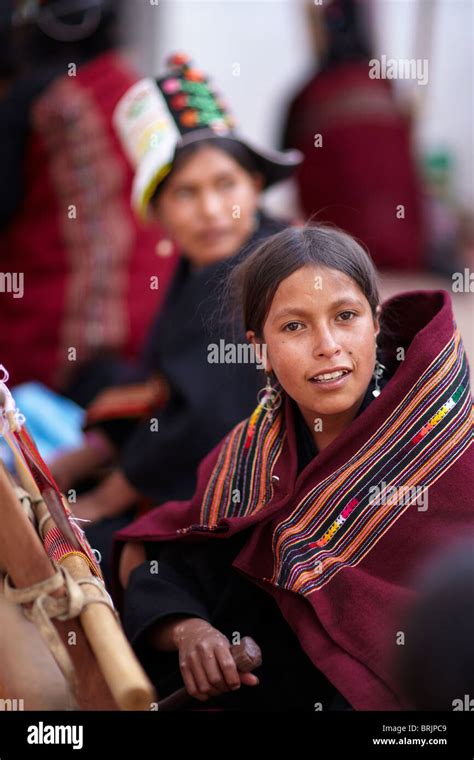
[153,146,262,267]
[256,265,380,421]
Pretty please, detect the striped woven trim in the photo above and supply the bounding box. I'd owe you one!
[269,330,473,595]
[199,403,286,526]
[44,526,101,578]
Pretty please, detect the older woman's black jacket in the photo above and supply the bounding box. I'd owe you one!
[93,212,286,506]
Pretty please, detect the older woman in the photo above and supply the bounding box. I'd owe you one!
[115,225,473,711]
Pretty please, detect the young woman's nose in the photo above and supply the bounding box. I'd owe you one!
[312,325,342,359]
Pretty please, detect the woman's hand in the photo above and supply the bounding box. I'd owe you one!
[70,493,105,524]
[50,431,116,492]
[171,617,259,701]
[50,446,95,492]
[71,470,141,525]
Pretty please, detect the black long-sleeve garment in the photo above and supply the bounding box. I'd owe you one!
[0,66,62,230]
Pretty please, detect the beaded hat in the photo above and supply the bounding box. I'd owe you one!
[113,52,303,219]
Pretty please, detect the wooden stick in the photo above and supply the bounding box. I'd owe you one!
[33,497,156,711]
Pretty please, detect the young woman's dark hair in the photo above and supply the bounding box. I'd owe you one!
[227,224,381,339]
[150,137,261,205]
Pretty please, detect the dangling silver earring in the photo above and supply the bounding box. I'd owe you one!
[257,375,282,419]
[372,349,386,398]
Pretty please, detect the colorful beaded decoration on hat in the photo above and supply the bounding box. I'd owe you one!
[157,52,235,134]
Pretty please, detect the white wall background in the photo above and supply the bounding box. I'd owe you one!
[126,0,473,209]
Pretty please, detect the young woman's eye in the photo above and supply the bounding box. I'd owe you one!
[283,321,303,332]
[337,311,356,321]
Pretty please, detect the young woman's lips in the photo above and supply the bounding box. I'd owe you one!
[308,370,352,390]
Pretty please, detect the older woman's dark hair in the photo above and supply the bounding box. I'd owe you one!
[227,224,381,339]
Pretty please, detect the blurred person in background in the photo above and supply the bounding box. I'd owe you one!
[396,539,474,711]
[0,0,175,401]
[282,0,425,271]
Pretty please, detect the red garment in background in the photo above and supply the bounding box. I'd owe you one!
[284,62,425,270]
[0,52,176,390]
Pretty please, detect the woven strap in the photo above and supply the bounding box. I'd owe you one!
[3,564,116,692]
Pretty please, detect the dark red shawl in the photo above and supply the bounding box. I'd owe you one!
[114,290,473,710]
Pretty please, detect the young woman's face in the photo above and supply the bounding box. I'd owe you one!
[252,265,381,421]
[152,145,262,267]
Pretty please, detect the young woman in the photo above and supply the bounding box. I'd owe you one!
[50,54,301,581]
[114,224,474,711]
